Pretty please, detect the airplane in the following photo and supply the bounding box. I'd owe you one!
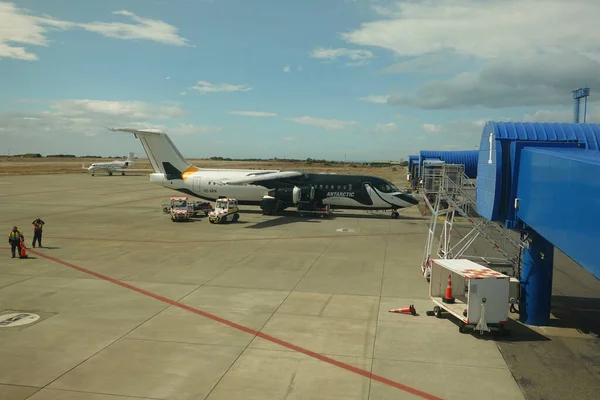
[107,128,420,218]
[82,152,153,176]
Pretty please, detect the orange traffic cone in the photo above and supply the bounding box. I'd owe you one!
[388,304,417,316]
[442,274,455,304]
[19,239,28,259]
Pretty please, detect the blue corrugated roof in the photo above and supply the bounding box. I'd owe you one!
[488,122,600,151]
[418,150,479,178]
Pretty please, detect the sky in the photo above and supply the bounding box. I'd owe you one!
[2,0,600,161]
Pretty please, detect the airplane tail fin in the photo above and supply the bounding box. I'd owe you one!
[107,128,192,175]
[127,152,135,162]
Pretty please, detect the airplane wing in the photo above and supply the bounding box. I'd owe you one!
[221,171,305,185]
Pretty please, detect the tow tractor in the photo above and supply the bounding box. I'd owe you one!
[168,196,194,222]
[208,198,240,224]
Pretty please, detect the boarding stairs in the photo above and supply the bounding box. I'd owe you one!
[420,164,525,281]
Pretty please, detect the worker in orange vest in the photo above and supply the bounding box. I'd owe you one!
[31,217,45,248]
[8,226,21,258]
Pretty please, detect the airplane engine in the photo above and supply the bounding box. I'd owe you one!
[293,185,315,203]
[268,186,315,205]
[261,185,315,215]
[124,162,129,166]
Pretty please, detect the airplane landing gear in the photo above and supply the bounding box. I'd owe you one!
[391,209,399,219]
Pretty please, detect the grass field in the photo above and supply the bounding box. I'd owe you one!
[0,156,407,183]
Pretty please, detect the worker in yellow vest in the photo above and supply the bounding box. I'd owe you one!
[8,226,21,258]
[31,217,45,248]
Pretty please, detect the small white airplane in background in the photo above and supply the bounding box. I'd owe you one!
[82,152,152,176]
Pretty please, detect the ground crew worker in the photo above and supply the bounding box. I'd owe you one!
[8,226,21,258]
[31,217,45,248]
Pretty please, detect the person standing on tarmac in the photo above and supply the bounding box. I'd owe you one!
[31,217,45,248]
[8,226,21,258]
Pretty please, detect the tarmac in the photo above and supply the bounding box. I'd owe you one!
[0,173,595,400]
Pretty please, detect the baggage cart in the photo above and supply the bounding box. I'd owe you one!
[428,258,510,335]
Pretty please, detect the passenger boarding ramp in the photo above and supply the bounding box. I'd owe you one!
[420,162,525,283]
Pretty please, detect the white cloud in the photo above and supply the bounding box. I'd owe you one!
[359,95,390,104]
[0,99,220,155]
[340,0,600,109]
[228,111,277,117]
[0,3,191,61]
[365,122,398,135]
[167,124,222,136]
[283,65,291,73]
[342,0,599,61]
[49,99,186,120]
[78,10,191,47]
[286,116,358,131]
[165,76,171,80]
[180,91,187,96]
[0,2,72,61]
[382,53,454,75]
[191,80,252,94]
[310,47,375,66]
[421,123,443,133]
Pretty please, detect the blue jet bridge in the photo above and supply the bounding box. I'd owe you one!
[407,155,419,187]
[416,150,479,185]
[476,121,600,326]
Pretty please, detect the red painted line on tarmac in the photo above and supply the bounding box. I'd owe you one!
[43,231,427,245]
[0,195,166,224]
[27,249,443,400]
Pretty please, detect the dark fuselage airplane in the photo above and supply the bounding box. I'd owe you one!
[107,128,419,218]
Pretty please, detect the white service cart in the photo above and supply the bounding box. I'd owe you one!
[428,258,510,335]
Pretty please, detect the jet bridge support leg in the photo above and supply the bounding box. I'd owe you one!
[519,230,554,326]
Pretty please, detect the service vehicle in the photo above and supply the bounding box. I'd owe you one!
[161,198,212,217]
[169,196,194,222]
[208,198,240,224]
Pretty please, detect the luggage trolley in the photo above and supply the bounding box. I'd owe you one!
[428,258,511,335]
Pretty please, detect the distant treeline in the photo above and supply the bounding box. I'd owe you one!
[2,154,407,167]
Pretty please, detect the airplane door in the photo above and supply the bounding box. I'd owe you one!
[192,177,202,193]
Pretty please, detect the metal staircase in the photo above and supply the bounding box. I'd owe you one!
[420,163,525,281]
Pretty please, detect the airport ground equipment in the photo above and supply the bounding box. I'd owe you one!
[162,198,212,216]
[429,258,510,335]
[298,202,334,217]
[476,121,600,326]
[168,196,196,222]
[410,150,479,190]
[420,161,525,285]
[208,198,240,224]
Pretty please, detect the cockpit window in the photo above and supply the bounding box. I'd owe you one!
[378,182,399,193]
